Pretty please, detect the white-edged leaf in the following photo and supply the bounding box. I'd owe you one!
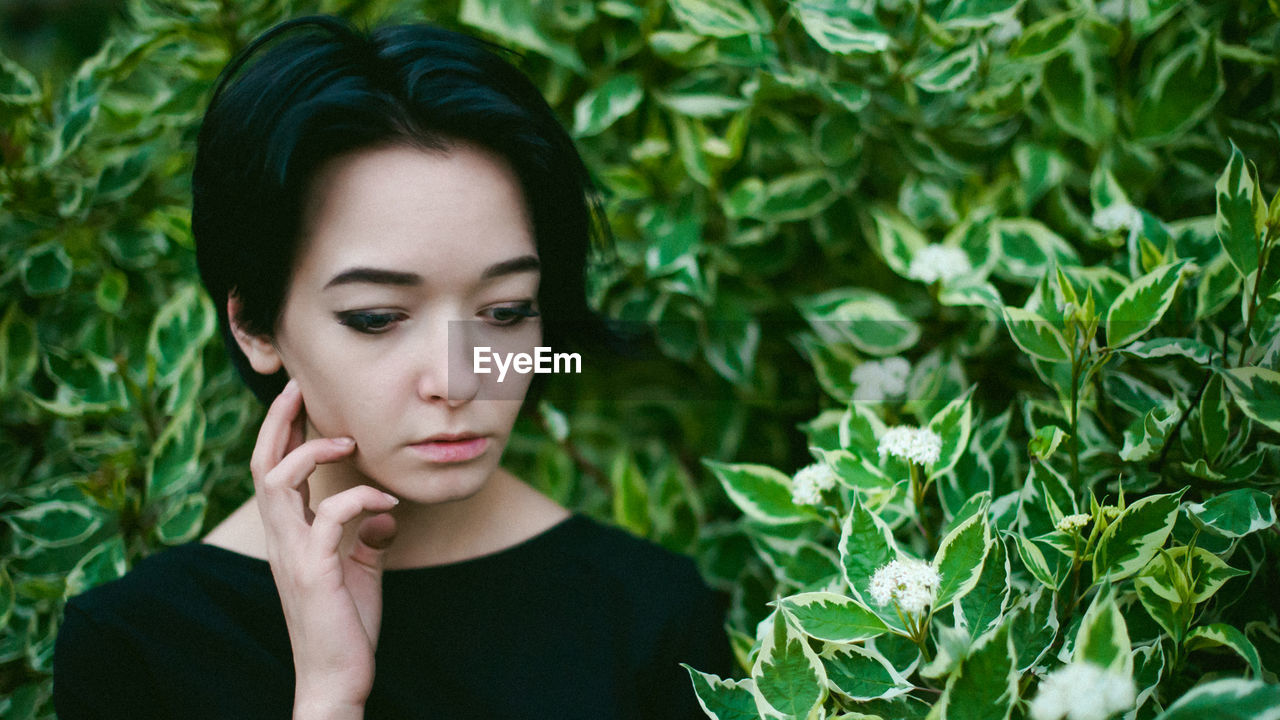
[776,591,889,644]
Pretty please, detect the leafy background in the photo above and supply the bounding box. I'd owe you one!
[2,0,1279,718]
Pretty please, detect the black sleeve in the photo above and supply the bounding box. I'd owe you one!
[54,600,160,720]
[645,581,738,720]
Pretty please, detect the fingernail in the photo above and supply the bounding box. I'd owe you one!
[335,437,355,447]
[284,378,298,394]
[383,493,400,505]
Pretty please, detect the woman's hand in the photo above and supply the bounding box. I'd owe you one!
[250,378,400,718]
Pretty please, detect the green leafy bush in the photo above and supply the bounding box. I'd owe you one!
[2,0,1279,718]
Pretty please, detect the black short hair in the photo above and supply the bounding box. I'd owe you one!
[192,15,610,403]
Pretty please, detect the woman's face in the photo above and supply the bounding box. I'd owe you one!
[241,142,541,504]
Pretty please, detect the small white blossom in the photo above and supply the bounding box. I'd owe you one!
[868,558,941,615]
[877,426,943,467]
[851,357,911,403]
[1056,513,1091,533]
[907,245,972,284]
[791,463,838,506]
[1029,662,1136,720]
[1091,203,1142,233]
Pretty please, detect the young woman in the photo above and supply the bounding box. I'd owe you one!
[53,15,733,719]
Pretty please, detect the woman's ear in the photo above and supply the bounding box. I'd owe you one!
[227,295,284,375]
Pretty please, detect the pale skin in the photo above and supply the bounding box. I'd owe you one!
[202,142,569,719]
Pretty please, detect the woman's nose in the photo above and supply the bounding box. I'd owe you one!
[415,319,481,406]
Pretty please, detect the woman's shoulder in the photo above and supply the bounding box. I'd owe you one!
[62,534,276,632]
[548,514,716,605]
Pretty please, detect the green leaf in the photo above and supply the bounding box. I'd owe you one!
[704,460,812,524]
[145,403,206,501]
[146,284,216,388]
[4,501,102,548]
[64,537,127,598]
[1002,307,1070,362]
[458,0,585,72]
[1009,11,1078,61]
[1132,38,1223,145]
[935,620,1017,720]
[1119,338,1217,364]
[0,564,11,630]
[1173,546,1247,604]
[934,512,992,610]
[958,536,1011,639]
[821,644,912,701]
[1028,425,1068,461]
[1186,489,1277,539]
[1153,678,1280,720]
[0,304,39,392]
[914,44,980,92]
[684,666,758,720]
[793,1,889,54]
[573,73,643,137]
[752,613,827,719]
[938,0,1022,27]
[1105,262,1186,348]
[20,243,73,297]
[96,147,153,202]
[868,205,928,277]
[993,218,1079,282]
[155,493,207,545]
[839,497,899,606]
[1184,624,1263,678]
[1075,590,1132,674]
[0,51,41,105]
[668,0,770,38]
[798,288,922,356]
[610,453,651,536]
[1219,366,1280,433]
[927,385,976,477]
[1093,490,1184,582]
[1119,405,1178,463]
[752,171,837,223]
[776,591,889,643]
[1136,552,1192,640]
[1215,142,1262,279]
[94,270,128,314]
[1042,38,1104,145]
[1199,374,1230,461]
[1010,589,1059,672]
[1196,252,1242,320]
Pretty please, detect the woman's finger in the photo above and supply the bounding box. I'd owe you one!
[258,436,356,540]
[249,379,305,483]
[306,486,399,566]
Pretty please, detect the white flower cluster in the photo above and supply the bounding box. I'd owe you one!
[877,426,943,467]
[1029,662,1136,720]
[1091,203,1143,233]
[851,357,911,403]
[791,463,838,506]
[868,558,941,615]
[1056,513,1091,533]
[907,244,972,284]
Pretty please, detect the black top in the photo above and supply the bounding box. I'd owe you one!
[53,513,734,719]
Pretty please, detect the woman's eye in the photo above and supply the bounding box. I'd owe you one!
[336,311,404,334]
[485,303,540,327]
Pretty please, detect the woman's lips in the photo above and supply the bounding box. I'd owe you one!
[408,436,488,463]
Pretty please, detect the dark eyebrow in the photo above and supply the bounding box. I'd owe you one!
[481,255,540,280]
[324,268,421,289]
